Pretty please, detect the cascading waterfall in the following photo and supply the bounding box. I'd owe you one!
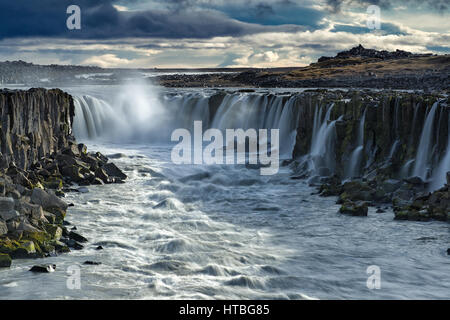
[307,103,337,175]
[71,86,448,189]
[72,86,300,159]
[412,102,439,180]
[430,116,450,191]
[388,140,400,160]
[345,108,367,179]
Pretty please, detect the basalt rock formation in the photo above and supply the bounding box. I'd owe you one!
[0,88,74,170]
[317,44,431,63]
[0,88,127,268]
[290,89,450,222]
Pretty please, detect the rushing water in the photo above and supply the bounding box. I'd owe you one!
[413,102,439,180]
[0,84,449,300]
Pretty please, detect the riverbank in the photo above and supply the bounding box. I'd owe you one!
[0,88,126,269]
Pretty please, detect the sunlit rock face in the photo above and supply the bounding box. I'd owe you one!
[0,88,75,170]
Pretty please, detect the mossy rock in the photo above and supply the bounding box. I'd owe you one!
[39,243,55,255]
[0,253,11,268]
[44,212,56,224]
[45,206,66,224]
[42,177,63,190]
[21,231,51,253]
[0,239,37,259]
[0,239,21,255]
[430,208,448,222]
[33,182,44,190]
[339,201,368,216]
[394,209,431,221]
[394,210,409,220]
[43,224,62,240]
[50,240,70,253]
[10,240,36,259]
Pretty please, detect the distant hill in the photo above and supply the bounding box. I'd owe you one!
[317,44,434,65]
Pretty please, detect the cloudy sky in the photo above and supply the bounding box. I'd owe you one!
[0,0,448,68]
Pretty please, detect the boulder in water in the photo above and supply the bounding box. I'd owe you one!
[0,253,12,268]
[404,176,425,185]
[102,163,127,181]
[339,201,368,216]
[68,231,88,243]
[29,264,56,273]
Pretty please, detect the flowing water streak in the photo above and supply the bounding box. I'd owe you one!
[308,103,337,174]
[388,140,400,160]
[413,102,439,180]
[345,108,367,178]
[430,114,450,191]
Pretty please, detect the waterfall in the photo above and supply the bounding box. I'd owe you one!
[388,140,400,160]
[401,159,415,178]
[72,87,300,158]
[430,116,450,191]
[412,102,439,180]
[307,103,337,175]
[345,108,367,178]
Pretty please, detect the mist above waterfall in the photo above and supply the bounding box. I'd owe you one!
[73,80,173,143]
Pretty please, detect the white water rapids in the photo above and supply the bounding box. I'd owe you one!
[0,84,449,299]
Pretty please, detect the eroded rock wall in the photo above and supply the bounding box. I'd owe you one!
[292,91,449,180]
[0,88,75,170]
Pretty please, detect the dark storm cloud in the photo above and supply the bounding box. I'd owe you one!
[0,0,253,39]
[221,1,326,27]
[0,0,327,40]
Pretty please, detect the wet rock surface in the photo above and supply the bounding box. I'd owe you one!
[0,88,127,268]
[29,264,56,273]
[290,89,449,223]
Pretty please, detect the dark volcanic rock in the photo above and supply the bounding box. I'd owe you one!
[102,163,127,181]
[339,201,369,216]
[0,253,12,268]
[68,231,88,243]
[290,90,449,222]
[318,44,428,63]
[29,264,56,273]
[0,88,74,170]
[0,88,127,267]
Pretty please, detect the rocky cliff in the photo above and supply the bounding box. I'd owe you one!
[0,88,74,170]
[0,88,127,269]
[289,90,450,221]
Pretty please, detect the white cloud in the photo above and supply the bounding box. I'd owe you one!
[113,5,129,12]
[81,54,133,68]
